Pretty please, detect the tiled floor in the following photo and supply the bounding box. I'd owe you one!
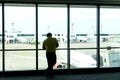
[0,72,120,80]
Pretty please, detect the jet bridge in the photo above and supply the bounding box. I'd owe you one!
[101,49,120,67]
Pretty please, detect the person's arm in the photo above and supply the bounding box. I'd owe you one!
[56,39,59,48]
[56,42,59,48]
[42,42,46,50]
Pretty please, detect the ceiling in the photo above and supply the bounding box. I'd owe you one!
[1,0,120,4]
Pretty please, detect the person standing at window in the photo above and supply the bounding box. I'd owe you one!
[42,33,59,78]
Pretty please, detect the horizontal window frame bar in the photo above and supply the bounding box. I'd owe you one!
[0,47,120,51]
[1,2,120,6]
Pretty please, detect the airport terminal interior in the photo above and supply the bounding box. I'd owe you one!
[0,0,120,80]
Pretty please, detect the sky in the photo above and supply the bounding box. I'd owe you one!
[1,6,120,34]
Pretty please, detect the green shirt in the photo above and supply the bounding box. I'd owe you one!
[43,37,59,53]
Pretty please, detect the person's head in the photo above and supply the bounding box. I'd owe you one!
[47,33,52,37]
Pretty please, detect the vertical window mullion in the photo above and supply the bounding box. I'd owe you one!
[36,3,38,71]
[97,5,100,68]
[67,4,70,70]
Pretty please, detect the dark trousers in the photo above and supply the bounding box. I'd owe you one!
[46,52,56,75]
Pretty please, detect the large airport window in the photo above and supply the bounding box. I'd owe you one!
[4,4,36,71]
[0,2,120,72]
[38,4,68,69]
[100,6,120,67]
[70,5,97,68]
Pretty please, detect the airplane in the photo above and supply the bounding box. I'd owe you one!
[53,34,97,69]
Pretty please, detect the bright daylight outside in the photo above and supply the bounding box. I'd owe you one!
[0,4,120,71]
[0,5,2,71]
[100,6,120,67]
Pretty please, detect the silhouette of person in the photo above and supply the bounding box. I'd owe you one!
[42,33,59,78]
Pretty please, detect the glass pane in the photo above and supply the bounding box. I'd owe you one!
[55,50,68,69]
[38,50,68,69]
[0,52,2,71]
[0,4,2,71]
[70,5,97,48]
[100,6,120,67]
[38,51,47,69]
[100,48,120,67]
[5,4,36,49]
[38,4,67,69]
[5,51,36,71]
[70,50,97,68]
[4,4,36,71]
[70,5,97,68]
[0,5,2,48]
